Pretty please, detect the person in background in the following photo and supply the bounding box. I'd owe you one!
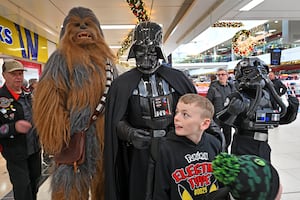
[28,78,38,93]
[152,94,226,200]
[28,78,51,168]
[210,74,217,83]
[0,60,41,200]
[22,78,28,89]
[206,68,236,152]
[212,152,282,200]
[269,71,287,96]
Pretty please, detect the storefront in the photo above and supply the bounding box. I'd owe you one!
[0,15,49,86]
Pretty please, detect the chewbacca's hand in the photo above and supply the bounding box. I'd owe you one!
[15,120,32,134]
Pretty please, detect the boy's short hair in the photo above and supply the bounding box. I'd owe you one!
[179,93,214,119]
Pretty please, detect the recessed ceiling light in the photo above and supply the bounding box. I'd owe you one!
[218,48,228,51]
[109,45,122,48]
[239,0,264,11]
[255,31,265,35]
[101,25,136,30]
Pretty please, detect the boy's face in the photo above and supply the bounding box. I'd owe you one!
[174,101,210,143]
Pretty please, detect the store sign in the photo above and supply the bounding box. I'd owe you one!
[0,16,48,63]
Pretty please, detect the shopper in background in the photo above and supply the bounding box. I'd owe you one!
[22,78,28,89]
[28,78,38,93]
[269,71,287,96]
[28,78,51,169]
[0,60,41,200]
[210,74,217,83]
[206,68,236,152]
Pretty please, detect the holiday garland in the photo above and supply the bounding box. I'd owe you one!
[212,21,243,28]
[117,30,133,57]
[127,0,149,22]
[117,0,150,58]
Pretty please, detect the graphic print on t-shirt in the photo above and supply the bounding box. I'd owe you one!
[172,151,218,199]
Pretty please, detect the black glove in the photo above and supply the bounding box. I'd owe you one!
[280,95,299,124]
[216,95,245,126]
[116,120,151,149]
[226,97,245,115]
[206,120,226,152]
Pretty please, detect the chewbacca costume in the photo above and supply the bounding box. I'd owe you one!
[33,7,116,200]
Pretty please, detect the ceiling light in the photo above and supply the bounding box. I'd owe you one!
[217,48,228,51]
[255,31,265,35]
[255,29,276,35]
[239,0,264,11]
[101,25,136,30]
[101,24,163,30]
[110,45,122,49]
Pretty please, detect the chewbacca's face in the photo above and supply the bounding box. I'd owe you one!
[63,16,100,46]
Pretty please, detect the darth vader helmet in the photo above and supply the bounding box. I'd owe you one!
[234,57,269,89]
[127,21,166,74]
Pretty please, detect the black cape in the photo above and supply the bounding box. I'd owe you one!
[104,65,196,200]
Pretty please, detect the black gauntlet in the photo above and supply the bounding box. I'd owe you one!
[116,120,151,149]
[206,120,226,152]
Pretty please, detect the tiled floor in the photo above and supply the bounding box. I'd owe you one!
[0,156,12,199]
[269,116,300,200]
[1,115,300,200]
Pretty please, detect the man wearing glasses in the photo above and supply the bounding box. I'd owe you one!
[206,68,236,152]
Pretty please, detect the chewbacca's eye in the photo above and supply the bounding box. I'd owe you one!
[74,23,80,27]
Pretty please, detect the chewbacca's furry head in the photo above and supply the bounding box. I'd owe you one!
[60,7,103,40]
[58,7,115,71]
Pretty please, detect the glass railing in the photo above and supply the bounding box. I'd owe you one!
[174,37,300,64]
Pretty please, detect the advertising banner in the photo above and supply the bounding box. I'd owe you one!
[0,16,48,63]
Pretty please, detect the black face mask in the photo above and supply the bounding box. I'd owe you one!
[127,21,166,64]
[235,57,269,89]
[134,45,160,74]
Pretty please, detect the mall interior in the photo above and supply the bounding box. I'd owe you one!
[1,0,300,199]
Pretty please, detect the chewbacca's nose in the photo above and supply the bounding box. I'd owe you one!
[80,24,87,29]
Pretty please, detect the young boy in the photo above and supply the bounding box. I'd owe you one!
[152,94,225,200]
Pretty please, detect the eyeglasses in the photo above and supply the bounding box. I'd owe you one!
[216,73,227,76]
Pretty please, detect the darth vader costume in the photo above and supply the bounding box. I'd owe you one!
[104,22,198,200]
[216,57,298,161]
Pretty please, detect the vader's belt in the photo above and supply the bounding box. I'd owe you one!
[150,130,166,138]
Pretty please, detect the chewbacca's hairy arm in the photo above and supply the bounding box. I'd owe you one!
[33,52,71,154]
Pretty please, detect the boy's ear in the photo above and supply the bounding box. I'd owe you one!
[201,118,211,129]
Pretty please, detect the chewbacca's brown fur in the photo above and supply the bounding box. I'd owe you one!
[33,7,115,200]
